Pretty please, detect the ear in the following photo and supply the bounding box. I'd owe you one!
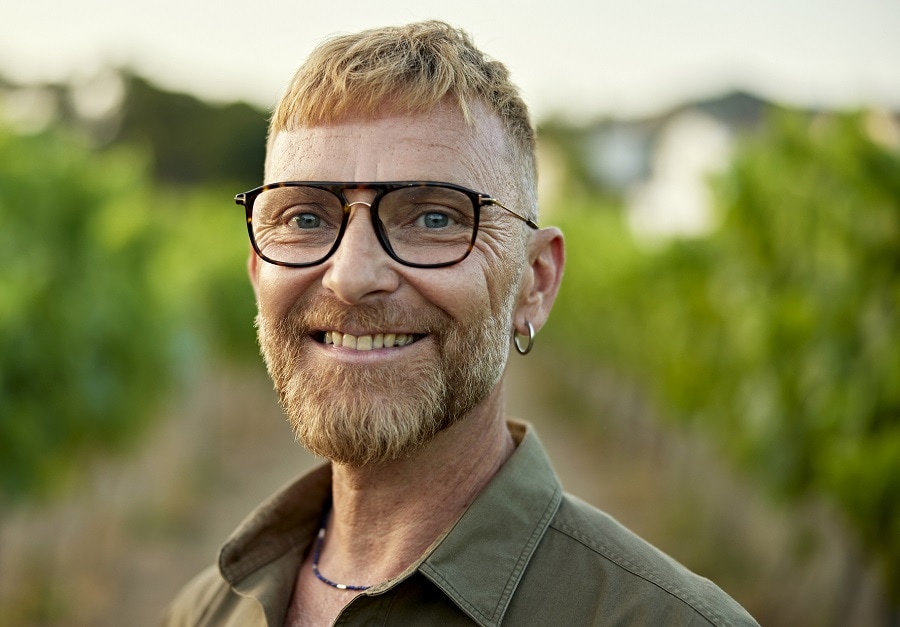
[514,227,565,334]
[247,245,261,301]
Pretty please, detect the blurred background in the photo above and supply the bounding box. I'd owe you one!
[1,1,898,625]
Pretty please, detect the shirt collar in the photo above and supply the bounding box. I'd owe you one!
[417,422,563,627]
[218,462,331,623]
[216,422,562,627]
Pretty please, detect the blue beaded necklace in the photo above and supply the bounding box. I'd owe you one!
[311,526,372,591]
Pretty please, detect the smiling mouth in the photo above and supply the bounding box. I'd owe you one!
[317,331,423,351]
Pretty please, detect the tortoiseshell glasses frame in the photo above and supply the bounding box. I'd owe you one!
[234,181,538,269]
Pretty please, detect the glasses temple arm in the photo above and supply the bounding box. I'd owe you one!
[485,198,538,230]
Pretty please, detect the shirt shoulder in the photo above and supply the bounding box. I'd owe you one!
[160,565,265,627]
[504,494,759,627]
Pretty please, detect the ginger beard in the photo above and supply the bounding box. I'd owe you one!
[256,292,515,466]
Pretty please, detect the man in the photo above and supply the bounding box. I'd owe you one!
[164,21,758,626]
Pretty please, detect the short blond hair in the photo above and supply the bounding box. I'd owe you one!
[269,21,537,218]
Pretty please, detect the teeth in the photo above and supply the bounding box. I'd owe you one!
[321,331,416,350]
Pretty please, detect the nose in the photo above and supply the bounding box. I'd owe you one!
[321,200,400,304]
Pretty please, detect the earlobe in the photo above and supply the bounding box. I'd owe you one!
[515,227,565,334]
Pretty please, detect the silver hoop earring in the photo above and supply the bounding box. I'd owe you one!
[513,320,535,356]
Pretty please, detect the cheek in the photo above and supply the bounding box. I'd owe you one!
[401,262,485,323]
[419,258,519,324]
[470,238,526,313]
[256,265,320,316]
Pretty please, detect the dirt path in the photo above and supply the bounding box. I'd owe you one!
[0,350,888,625]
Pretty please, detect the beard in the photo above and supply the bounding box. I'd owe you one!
[256,293,514,467]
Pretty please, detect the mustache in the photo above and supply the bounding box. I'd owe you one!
[277,294,453,336]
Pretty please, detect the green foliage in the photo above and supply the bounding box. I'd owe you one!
[149,184,258,364]
[0,123,256,503]
[548,109,900,594]
[0,126,170,500]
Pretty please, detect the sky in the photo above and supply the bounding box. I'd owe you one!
[1,0,899,121]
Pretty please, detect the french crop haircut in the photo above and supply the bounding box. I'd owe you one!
[268,21,538,218]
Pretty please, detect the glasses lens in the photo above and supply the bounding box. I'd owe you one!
[251,186,343,265]
[379,186,476,266]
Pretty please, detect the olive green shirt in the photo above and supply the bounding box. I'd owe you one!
[162,422,758,626]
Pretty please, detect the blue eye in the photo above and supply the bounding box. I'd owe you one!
[418,212,451,228]
[292,213,322,229]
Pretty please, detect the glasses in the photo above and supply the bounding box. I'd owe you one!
[235,181,538,268]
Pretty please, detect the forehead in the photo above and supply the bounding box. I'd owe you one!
[265,101,510,192]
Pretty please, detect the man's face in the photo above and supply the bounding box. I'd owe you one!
[252,101,529,466]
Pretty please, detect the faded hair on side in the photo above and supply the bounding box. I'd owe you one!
[269,21,537,217]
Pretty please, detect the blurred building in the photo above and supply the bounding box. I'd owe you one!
[538,91,771,240]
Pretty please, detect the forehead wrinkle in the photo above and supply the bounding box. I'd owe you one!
[266,99,514,194]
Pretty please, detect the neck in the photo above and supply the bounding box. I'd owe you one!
[317,387,515,587]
